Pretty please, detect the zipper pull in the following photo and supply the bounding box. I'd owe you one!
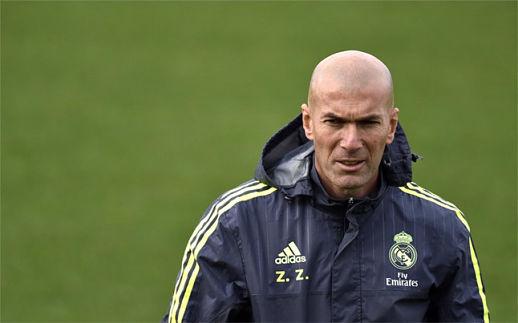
[345,197,355,214]
[348,197,354,207]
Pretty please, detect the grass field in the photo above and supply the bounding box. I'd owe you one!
[2,2,516,322]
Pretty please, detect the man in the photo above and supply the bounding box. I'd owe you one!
[163,50,489,322]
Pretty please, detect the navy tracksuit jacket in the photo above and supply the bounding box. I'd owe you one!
[164,115,489,322]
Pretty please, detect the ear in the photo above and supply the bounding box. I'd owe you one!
[386,107,399,144]
[301,103,314,140]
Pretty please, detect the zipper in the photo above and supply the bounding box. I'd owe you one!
[346,196,362,321]
[342,197,355,234]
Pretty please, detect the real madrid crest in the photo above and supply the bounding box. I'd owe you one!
[389,231,417,270]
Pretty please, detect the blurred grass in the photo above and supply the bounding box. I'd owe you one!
[1,1,516,322]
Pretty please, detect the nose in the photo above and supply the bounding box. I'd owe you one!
[339,124,363,151]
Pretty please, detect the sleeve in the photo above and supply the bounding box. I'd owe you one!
[162,202,252,323]
[429,212,490,323]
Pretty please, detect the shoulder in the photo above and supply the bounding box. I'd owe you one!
[392,182,471,234]
[203,179,278,225]
[188,179,277,254]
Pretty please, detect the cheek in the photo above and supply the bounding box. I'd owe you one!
[364,130,390,153]
[314,138,333,155]
[314,131,338,150]
[313,133,339,160]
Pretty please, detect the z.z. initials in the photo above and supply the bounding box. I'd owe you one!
[275,269,310,283]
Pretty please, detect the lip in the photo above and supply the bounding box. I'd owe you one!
[336,160,365,172]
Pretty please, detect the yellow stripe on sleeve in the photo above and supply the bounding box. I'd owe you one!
[455,210,489,323]
[469,238,490,323]
[398,186,488,322]
[177,263,200,323]
[168,181,265,323]
[174,186,277,322]
[172,182,261,293]
[452,208,471,233]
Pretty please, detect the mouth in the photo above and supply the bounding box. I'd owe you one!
[336,160,365,172]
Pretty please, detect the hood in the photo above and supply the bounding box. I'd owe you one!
[255,114,419,198]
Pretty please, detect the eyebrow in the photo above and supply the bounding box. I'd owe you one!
[321,112,383,122]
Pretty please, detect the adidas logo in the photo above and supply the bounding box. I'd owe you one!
[275,241,307,265]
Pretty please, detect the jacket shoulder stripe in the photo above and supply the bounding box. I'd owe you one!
[406,182,458,208]
[399,183,470,231]
[399,186,459,212]
[193,187,277,258]
[189,183,268,252]
[183,180,262,269]
[178,182,264,276]
[170,185,277,323]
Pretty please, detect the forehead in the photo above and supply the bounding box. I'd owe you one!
[313,86,389,118]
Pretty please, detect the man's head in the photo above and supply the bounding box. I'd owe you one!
[302,50,399,200]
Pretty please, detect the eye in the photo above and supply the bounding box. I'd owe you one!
[323,118,341,126]
[359,120,380,127]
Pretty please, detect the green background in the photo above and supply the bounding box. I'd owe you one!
[2,1,516,322]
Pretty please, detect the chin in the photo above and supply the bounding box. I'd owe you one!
[337,172,363,183]
[335,178,365,191]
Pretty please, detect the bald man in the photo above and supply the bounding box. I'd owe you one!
[163,51,489,323]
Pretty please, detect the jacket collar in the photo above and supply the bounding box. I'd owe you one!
[309,157,386,207]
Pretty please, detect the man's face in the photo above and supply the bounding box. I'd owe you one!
[302,87,398,199]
